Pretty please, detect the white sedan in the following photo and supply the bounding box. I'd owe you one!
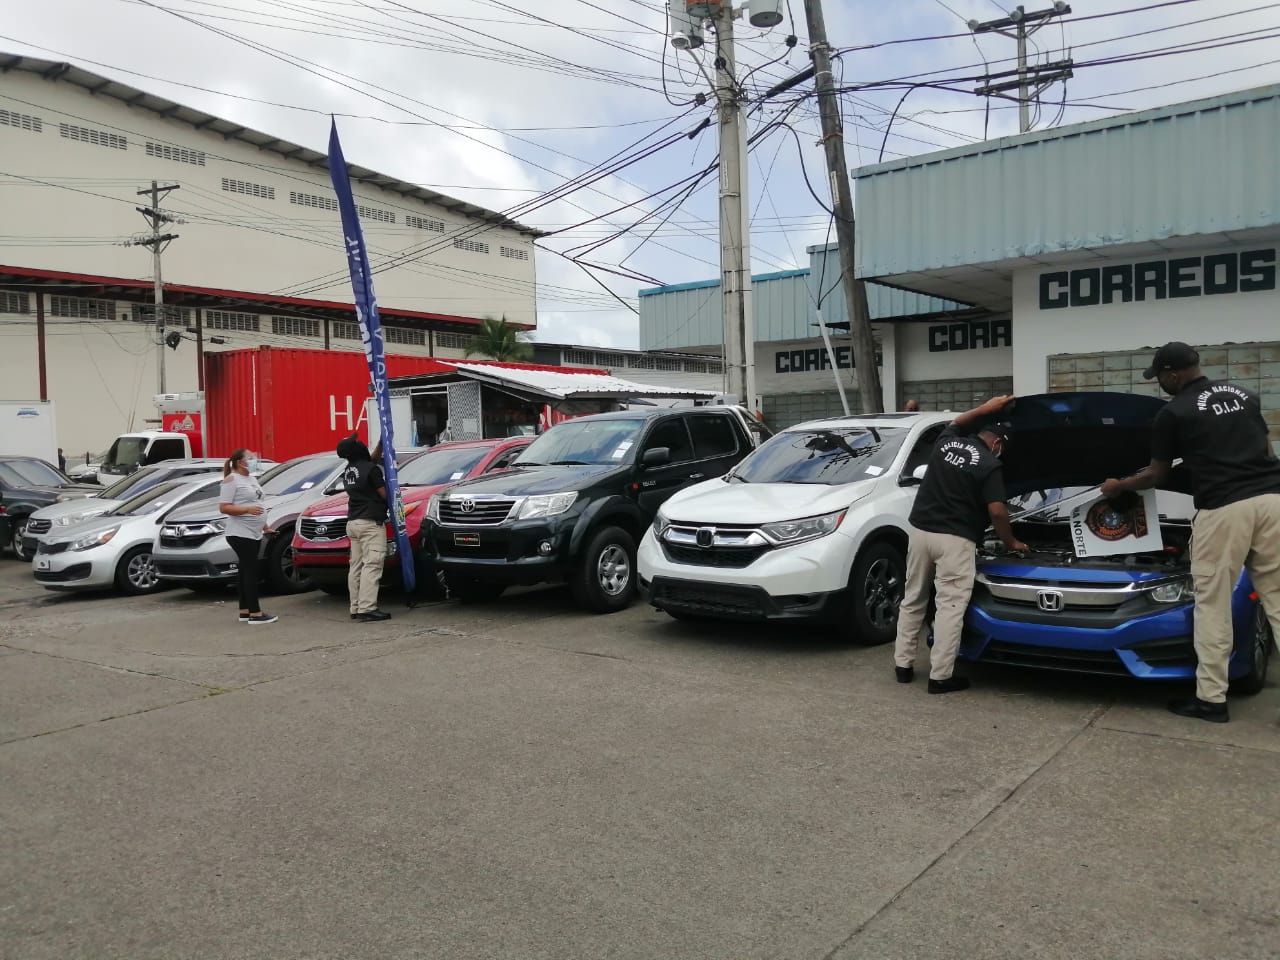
[32,475,224,595]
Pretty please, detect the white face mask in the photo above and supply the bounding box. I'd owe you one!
[246,457,261,474]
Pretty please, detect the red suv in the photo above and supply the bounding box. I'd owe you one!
[293,438,531,596]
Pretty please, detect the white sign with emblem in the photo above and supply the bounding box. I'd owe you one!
[1068,490,1164,558]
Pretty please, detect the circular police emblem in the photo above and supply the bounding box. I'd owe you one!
[1085,499,1150,542]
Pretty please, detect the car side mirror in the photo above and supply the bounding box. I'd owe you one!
[900,464,928,487]
[641,447,671,468]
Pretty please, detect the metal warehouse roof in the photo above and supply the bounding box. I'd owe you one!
[850,84,1280,309]
[0,53,541,238]
[395,363,720,402]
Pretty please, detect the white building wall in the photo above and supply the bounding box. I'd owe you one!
[895,317,1013,382]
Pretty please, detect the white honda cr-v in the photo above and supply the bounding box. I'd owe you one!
[637,412,953,644]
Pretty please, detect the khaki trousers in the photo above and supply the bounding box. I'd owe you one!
[894,527,977,681]
[347,519,387,615]
[1190,493,1280,703]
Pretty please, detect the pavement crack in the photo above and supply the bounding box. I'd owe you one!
[818,700,1113,960]
[1094,722,1280,755]
[1,693,214,746]
[1,644,214,689]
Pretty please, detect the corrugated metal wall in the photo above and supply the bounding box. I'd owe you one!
[852,86,1280,278]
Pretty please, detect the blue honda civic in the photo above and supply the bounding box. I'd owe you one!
[958,392,1274,694]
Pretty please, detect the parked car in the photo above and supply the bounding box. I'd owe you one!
[959,392,1274,693]
[32,475,223,595]
[424,407,754,612]
[638,411,953,642]
[0,456,100,560]
[21,459,232,558]
[153,454,346,593]
[293,438,531,595]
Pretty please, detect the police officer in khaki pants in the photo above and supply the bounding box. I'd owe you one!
[1102,342,1280,723]
[894,396,1029,693]
[338,434,393,623]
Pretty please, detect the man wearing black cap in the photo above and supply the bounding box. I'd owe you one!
[894,395,1029,693]
[337,434,393,623]
[1102,342,1280,723]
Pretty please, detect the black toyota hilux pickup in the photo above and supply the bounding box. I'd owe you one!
[423,408,753,612]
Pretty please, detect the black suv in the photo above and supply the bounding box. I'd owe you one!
[0,456,98,559]
[423,408,752,612]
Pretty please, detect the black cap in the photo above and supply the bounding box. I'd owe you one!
[1142,342,1199,380]
[981,421,1012,443]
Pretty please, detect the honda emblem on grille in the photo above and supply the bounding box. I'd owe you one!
[695,527,715,548]
[1036,590,1065,612]
[460,498,476,513]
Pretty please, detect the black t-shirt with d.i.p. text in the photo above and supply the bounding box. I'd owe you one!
[909,424,1007,543]
[1151,377,1280,510]
[343,460,388,523]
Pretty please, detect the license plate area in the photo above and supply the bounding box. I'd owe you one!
[454,533,481,548]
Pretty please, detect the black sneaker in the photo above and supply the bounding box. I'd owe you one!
[245,613,278,625]
[239,613,251,622]
[354,610,392,622]
[895,666,914,684]
[928,676,971,695]
[350,613,360,621]
[1168,697,1229,723]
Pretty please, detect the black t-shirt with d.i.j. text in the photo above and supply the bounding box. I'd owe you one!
[1151,377,1280,510]
[343,460,388,523]
[909,424,1007,543]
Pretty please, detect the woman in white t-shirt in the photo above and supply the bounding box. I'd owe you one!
[218,449,277,625]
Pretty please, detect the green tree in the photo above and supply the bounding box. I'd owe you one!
[463,316,533,362]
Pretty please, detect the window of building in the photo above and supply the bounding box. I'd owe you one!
[271,316,321,338]
[436,331,475,350]
[564,349,595,366]
[654,357,682,372]
[206,310,260,332]
[500,245,529,261]
[384,326,426,346]
[221,177,275,200]
[59,123,126,150]
[357,204,396,224]
[332,321,361,341]
[0,292,30,314]
[130,304,192,325]
[50,296,114,320]
[452,238,489,255]
[0,109,42,133]
[627,355,656,369]
[290,191,338,212]
[146,142,206,166]
[406,215,445,233]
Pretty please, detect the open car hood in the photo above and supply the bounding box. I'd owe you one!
[981,392,1189,497]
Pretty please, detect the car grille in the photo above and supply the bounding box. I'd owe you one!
[978,640,1130,677]
[438,497,516,526]
[159,530,219,549]
[651,579,769,619]
[37,541,71,555]
[299,517,347,541]
[26,518,52,534]
[663,543,770,568]
[155,562,213,577]
[35,563,92,583]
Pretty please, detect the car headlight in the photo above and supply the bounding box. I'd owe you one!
[1149,576,1193,603]
[760,510,846,545]
[70,526,119,551]
[188,521,226,537]
[652,508,670,538]
[516,492,578,520]
[425,495,440,522]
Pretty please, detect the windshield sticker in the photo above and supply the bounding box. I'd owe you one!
[300,482,315,490]
[864,465,884,476]
[611,441,634,459]
[450,471,465,480]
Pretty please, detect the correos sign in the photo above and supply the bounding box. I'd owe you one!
[1038,248,1277,310]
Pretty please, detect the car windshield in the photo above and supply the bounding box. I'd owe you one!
[732,426,910,485]
[100,466,166,500]
[108,479,207,517]
[2,458,67,486]
[516,419,645,466]
[398,446,492,486]
[104,436,148,468]
[261,458,340,496]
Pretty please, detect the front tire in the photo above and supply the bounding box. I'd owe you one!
[848,541,906,646]
[1230,602,1274,696]
[570,525,637,613]
[11,517,32,560]
[115,546,162,596]
[265,529,312,594]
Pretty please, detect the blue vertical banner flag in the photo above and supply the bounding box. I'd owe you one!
[327,119,416,595]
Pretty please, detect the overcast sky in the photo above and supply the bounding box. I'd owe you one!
[4,0,1279,347]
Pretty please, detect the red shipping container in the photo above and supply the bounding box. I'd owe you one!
[204,347,610,462]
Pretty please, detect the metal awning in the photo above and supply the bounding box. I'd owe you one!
[392,363,720,402]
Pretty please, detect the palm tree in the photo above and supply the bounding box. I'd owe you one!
[463,316,533,362]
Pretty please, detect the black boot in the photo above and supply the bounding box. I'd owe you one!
[927,675,971,695]
[895,666,914,684]
[1167,697,1229,723]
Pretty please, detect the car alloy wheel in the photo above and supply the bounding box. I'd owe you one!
[12,518,31,560]
[597,543,631,597]
[127,551,159,591]
[862,556,903,633]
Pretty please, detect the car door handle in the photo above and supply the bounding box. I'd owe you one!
[688,473,705,480]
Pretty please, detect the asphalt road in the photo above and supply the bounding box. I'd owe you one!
[1,559,1277,960]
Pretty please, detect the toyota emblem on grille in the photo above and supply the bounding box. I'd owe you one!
[695,527,715,548]
[315,525,328,536]
[1036,590,1065,612]
[460,498,476,513]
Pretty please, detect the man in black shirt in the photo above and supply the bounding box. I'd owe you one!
[337,434,392,623]
[1102,342,1280,723]
[894,395,1029,693]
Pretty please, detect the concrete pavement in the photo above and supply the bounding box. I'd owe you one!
[1,560,1276,959]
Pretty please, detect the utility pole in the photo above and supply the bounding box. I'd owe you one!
[804,0,883,413]
[135,181,180,394]
[970,3,1073,133]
